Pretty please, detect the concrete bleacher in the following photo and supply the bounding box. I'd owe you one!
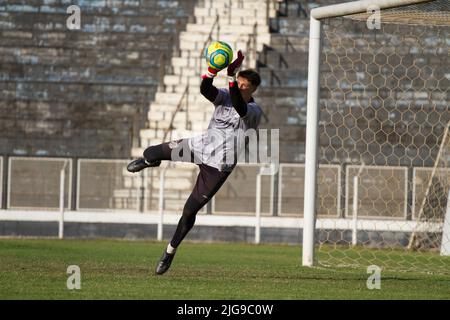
[131,0,277,212]
[255,3,312,164]
[2,1,448,245]
[1,0,447,220]
[0,0,196,158]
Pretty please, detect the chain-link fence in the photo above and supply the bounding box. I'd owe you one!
[77,159,140,211]
[278,164,340,217]
[413,167,450,220]
[345,165,408,219]
[8,157,72,210]
[2,153,449,269]
[214,164,273,215]
[1,156,446,222]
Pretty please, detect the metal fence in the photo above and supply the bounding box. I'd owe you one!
[345,165,408,220]
[278,164,341,217]
[143,162,207,214]
[77,159,139,211]
[214,164,274,215]
[0,156,443,221]
[413,167,450,220]
[8,157,72,210]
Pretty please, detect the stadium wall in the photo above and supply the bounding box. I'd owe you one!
[0,0,196,159]
[0,210,436,247]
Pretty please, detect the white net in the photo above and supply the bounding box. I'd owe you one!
[408,122,450,251]
[316,0,450,273]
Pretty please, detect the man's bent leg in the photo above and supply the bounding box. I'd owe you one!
[127,144,168,173]
[170,165,231,247]
[155,194,200,275]
[127,139,191,173]
[170,195,202,248]
[155,164,232,275]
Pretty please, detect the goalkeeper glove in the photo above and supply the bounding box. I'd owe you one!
[227,50,245,82]
[202,66,222,79]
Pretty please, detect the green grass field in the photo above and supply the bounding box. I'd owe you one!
[1,238,449,300]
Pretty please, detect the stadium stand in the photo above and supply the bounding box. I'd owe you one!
[0,0,196,158]
[1,0,448,254]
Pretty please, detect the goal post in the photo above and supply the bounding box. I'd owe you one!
[303,0,449,272]
[441,189,450,256]
[408,122,450,251]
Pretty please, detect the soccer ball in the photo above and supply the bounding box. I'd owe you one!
[204,41,233,70]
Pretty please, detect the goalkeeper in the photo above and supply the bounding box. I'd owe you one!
[127,50,262,275]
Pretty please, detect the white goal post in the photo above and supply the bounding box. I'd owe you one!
[302,0,441,267]
[441,190,450,256]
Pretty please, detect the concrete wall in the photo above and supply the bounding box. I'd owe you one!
[0,220,416,248]
[0,0,196,158]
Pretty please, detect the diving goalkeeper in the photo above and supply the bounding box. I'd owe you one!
[127,50,262,275]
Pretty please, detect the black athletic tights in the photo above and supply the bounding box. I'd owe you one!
[143,140,231,248]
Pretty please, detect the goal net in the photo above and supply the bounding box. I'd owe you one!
[305,0,450,274]
[408,122,450,252]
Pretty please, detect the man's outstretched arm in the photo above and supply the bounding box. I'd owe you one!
[200,76,219,103]
[228,50,247,117]
[229,81,247,117]
[200,63,224,103]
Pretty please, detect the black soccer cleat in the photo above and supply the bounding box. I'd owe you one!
[127,157,161,173]
[155,251,175,275]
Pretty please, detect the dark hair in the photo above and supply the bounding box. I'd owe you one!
[237,69,261,88]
